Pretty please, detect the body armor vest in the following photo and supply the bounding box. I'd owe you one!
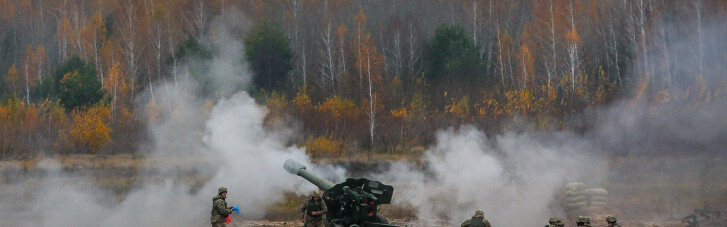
[469,217,485,227]
[306,199,324,216]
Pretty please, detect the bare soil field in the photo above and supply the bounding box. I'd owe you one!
[2,154,726,226]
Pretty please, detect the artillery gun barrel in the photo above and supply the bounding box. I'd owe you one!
[284,159,335,191]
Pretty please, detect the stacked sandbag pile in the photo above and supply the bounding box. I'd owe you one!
[586,188,608,207]
[564,182,587,211]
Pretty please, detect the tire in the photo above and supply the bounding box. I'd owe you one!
[375,214,389,224]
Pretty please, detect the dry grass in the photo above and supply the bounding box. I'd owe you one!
[263,192,307,221]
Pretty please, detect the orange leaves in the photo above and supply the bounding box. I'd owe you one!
[315,95,359,122]
[565,27,581,44]
[445,95,470,121]
[62,104,112,152]
[305,135,344,157]
[0,97,59,158]
[504,90,543,116]
[4,64,19,95]
[292,91,313,117]
[391,107,409,120]
[518,43,535,89]
[105,61,131,113]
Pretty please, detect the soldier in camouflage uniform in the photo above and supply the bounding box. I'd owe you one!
[575,216,591,227]
[545,217,564,227]
[461,210,492,227]
[301,190,328,227]
[211,187,234,227]
[605,216,621,227]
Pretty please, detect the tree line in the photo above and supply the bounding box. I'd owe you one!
[1,0,725,158]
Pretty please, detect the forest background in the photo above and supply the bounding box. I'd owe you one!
[0,0,725,159]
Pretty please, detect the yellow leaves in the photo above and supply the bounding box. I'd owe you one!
[265,92,289,112]
[505,90,543,116]
[62,104,112,152]
[265,92,289,124]
[445,95,470,120]
[292,91,312,115]
[391,107,408,119]
[315,95,358,121]
[476,97,503,119]
[305,135,344,157]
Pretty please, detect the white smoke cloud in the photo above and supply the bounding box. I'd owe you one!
[2,10,343,227]
[373,127,605,227]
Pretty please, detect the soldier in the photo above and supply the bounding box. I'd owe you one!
[545,217,564,227]
[461,210,492,227]
[301,190,328,227]
[575,216,591,227]
[605,216,621,227]
[211,187,234,227]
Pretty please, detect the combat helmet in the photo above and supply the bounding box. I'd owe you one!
[474,210,485,217]
[310,190,322,197]
[548,217,563,226]
[218,186,228,195]
[606,216,617,223]
[576,216,591,226]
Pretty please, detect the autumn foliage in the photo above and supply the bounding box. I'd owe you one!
[1,0,726,158]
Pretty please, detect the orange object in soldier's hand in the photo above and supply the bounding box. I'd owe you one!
[226,216,231,224]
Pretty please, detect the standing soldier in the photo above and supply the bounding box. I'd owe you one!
[211,187,234,227]
[605,216,622,227]
[575,216,591,227]
[546,217,564,227]
[461,210,492,227]
[301,190,327,227]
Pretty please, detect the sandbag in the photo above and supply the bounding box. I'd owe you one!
[565,190,586,197]
[590,196,608,202]
[587,188,608,196]
[589,201,607,206]
[565,201,587,210]
[565,182,587,191]
[565,196,587,203]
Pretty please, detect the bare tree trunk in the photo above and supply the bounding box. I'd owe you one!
[496,23,505,86]
[549,0,557,87]
[407,23,421,78]
[366,52,375,152]
[318,22,336,95]
[695,0,703,77]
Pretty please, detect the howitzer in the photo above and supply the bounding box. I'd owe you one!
[694,207,722,219]
[284,159,400,227]
[694,205,721,220]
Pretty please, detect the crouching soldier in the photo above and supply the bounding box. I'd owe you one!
[301,190,327,227]
[461,210,492,227]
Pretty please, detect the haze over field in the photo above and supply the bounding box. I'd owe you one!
[1,1,727,227]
